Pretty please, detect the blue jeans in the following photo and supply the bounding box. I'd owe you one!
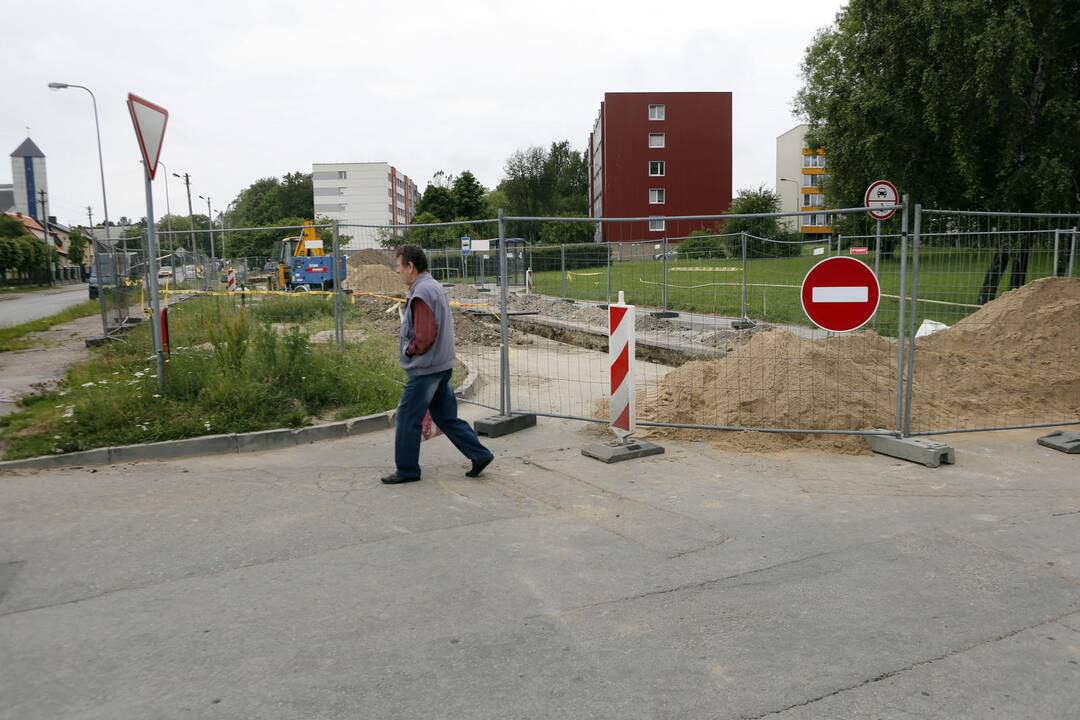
[395,369,492,478]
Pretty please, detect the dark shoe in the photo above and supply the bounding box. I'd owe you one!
[381,472,421,484]
[466,455,493,478]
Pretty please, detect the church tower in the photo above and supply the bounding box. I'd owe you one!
[10,137,48,220]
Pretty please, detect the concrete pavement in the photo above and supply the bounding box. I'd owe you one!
[0,284,88,327]
[1,410,1078,719]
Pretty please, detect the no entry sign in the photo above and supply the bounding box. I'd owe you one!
[800,256,880,332]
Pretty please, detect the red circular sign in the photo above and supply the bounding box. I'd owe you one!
[865,180,899,221]
[800,257,881,333]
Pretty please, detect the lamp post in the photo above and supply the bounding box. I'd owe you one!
[158,160,173,249]
[173,172,200,288]
[48,82,114,252]
[198,194,217,282]
[780,177,800,233]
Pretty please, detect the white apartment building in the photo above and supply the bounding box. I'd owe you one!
[775,124,832,236]
[311,162,419,249]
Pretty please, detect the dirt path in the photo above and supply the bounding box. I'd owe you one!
[0,315,102,417]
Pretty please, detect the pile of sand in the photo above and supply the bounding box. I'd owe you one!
[637,277,1080,452]
[349,249,393,268]
[344,263,405,296]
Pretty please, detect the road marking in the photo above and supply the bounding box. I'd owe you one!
[812,286,868,303]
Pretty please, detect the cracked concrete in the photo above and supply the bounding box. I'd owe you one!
[1,415,1079,719]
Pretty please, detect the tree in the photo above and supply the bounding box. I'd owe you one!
[497,141,591,242]
[796,0,1080,298]
[68,228,87,266]
[414,182,456,222]
[451,171,487,220]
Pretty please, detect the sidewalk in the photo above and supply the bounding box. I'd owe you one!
[1,410,1078,719]
[0,314,101,418]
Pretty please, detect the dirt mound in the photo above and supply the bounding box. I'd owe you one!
[349,249,393,268]
[344,263,405,296]
[638,276,1080,453]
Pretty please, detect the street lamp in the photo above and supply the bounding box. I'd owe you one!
[780,177,800,233]
[198,194,217,276]
[48,82,114,250]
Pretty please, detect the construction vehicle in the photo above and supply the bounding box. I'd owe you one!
[268,221,346,292]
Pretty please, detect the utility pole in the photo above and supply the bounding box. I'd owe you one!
[199,194,217,283]
[173,172,199,289]
[38,189,54,286]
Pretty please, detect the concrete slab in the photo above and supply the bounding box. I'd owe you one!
[581,439,665,463]
[867,434,955,467]
[1038,429,1080,454]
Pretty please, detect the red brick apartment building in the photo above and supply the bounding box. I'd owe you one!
[588,92,732,242]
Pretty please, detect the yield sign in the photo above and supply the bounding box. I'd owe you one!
[127,93,168,180]
[801,256,880,333]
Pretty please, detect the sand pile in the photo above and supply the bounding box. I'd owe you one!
[344,263,405,296]
[349,249,393,268]
[638,276,1080,452]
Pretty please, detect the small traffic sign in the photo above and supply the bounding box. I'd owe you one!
[801,256,880,333]
[127,93,168,180]
[461,235,471,255]
[865,180,899,221]
[849,247,868,255]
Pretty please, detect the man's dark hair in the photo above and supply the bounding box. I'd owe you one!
[395,244,428,273]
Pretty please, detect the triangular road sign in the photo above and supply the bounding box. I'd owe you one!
[127,93,168,180]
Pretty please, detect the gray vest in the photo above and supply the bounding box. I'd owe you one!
[400,272,456,377]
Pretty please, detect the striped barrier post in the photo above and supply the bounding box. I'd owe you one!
[582,289,664,462]
[226,268,236,292]
[609,290,635,439]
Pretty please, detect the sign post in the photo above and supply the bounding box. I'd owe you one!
[127,92,169,386]
[800,256,881,333]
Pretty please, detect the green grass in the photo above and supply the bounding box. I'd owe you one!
[0,300,101,352]
[531,247,1077,336]
[0,296,405,460]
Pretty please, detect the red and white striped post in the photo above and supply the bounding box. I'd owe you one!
[226,268,236,292]
[609,290,635,439]
[526,267,533,295]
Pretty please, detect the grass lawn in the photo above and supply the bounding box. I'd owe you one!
[0,300,102,352]
[529,246,1076,336]
[0,294,406,460]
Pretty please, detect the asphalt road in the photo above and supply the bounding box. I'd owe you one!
[0,285,89,327]
[2,417,1078,719]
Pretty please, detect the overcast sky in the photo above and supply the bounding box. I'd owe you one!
[2,0,844,226]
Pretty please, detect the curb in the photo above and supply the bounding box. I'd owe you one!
[0,358,480,473]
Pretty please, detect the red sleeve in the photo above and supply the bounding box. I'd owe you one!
[406,298,438,356]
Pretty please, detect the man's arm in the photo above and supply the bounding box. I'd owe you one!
[405,298,437,356]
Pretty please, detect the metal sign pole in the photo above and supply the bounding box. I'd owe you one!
[142,170,166,386]
[894,196,909,435]
[498,210,511,416]
[332,220,343,346]
[873,221,882,331]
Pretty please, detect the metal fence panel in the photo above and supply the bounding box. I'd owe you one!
[904,208,1080,435]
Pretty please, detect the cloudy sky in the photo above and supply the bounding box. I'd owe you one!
[2,0,844,226]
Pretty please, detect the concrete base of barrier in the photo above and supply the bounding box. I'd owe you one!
[866,435,955,468]
[582,439,665,464]
[731,319,755,330]
[1037,430,1080,454]
[474,413,537,438]
[650,311,679,319]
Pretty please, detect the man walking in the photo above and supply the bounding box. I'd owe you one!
[382,245,494,484]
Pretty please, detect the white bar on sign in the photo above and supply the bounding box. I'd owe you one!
[812,286,868,303]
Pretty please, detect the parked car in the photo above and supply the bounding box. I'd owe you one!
[653,250,678,260]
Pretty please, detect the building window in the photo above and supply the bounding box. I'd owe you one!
[648,161,665,176]
[648,133,666,148]
[648,104,666,120]
[649,218,665,232]
[339,187,347,195]
[803,194,824,207]
[337,170,347,179]
[649,188,665,204]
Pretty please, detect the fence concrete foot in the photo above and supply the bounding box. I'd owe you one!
[1037,430,1080,454]
[731,319,755,330]
[651,311,679,319]
[475,413,537,438]
[582,439,665,464]
[866,434,955,468]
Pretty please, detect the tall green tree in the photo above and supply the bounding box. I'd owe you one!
[796,0,1080,298]
[498,141,590,242]
[451,171,487,220]
[67,228,87,266]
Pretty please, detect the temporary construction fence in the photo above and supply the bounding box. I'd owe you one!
[90,235,147,336]
[133,206,1080,446]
